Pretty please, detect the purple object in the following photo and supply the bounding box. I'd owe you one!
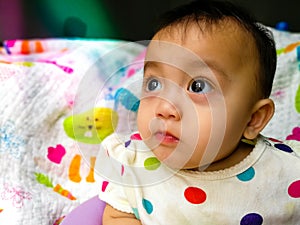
[60,196,106,225]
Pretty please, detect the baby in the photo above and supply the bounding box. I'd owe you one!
[95,0,300,224]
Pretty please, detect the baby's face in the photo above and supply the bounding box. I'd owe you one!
[137,20,259,170]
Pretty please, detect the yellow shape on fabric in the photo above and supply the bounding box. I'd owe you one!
[63,107,118,144]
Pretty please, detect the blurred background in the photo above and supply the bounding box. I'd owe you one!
[0,0,299,42]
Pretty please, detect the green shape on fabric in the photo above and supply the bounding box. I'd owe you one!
[276,48,284,55]
[132,208,140,220]
[35,173,54,188]
[296,85,300,113]
[144,157,161,171]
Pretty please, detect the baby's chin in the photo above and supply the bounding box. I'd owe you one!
[161,155,217,171]
[156,155,202,171]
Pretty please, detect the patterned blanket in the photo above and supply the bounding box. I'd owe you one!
[0,38,145,225]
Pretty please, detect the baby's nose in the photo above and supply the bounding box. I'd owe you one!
[155,99,181,121]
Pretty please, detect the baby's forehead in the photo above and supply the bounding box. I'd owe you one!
[155,18,253,44]
[154,19,258,66]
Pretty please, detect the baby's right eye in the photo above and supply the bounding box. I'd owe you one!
[145,78,162,92]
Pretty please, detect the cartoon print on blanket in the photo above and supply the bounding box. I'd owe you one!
[35,173,76,200]
[0,120,26,159]
[35,141,98,185]
[276,41,300,55]
[0,183,32,208]
[63,107,118,144]
[2,39,74,74]
[114,88,140,112]
[287,127,300,141]
[47,144,67,164]
[4,40,45,55]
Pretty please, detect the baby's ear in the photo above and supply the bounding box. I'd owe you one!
[243,99,275,140]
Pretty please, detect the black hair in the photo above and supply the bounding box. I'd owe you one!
[154,0,277,98]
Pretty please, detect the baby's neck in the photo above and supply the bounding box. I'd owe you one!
[202,142,254,172]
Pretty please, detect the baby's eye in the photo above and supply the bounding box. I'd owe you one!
[145,78,162,92]
[188,79,212,94]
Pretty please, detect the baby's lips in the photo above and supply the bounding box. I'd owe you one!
[155,131,179,143]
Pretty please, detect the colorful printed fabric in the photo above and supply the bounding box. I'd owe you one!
[96,133,300,225]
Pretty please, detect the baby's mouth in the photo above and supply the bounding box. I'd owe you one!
[155,131,179,144]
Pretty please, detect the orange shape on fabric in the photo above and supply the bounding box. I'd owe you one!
[69,154,82,183]
[35,41,44,53]
[86,156,96,183]
[284,42,300,53]
[53,184,76,200]
[20,40,30,54]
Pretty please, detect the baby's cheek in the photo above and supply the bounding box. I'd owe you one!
[137,115,145,135]
[136,111,150,138]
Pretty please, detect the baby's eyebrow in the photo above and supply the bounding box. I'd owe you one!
[144,60,231,82]
[189,59,231,82]
[143,61,158,72]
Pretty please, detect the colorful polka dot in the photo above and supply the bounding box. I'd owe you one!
[274,143,293,153]
[142,198,153,214]
[237,167,255,182]
[240,213,263,225]
[125,140,131,148]
[132,207,140,219]
[288,180,300,198]
[130,133,142,140]
[101,181,109,192]
[184,186,207,204]
[121,164,125,176]
[144,157,161,170]
[268,137,282,143]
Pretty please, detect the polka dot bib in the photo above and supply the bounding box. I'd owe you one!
[96,133,300,225]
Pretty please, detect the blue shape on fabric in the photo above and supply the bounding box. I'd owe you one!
[125,140,131,148]
[274,143,293,153]
[142,198,153,214]
[114,88,140,112]
[240,212,263,225]
[237,167,255,182]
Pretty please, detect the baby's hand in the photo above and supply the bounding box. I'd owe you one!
[103,204,142,225]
